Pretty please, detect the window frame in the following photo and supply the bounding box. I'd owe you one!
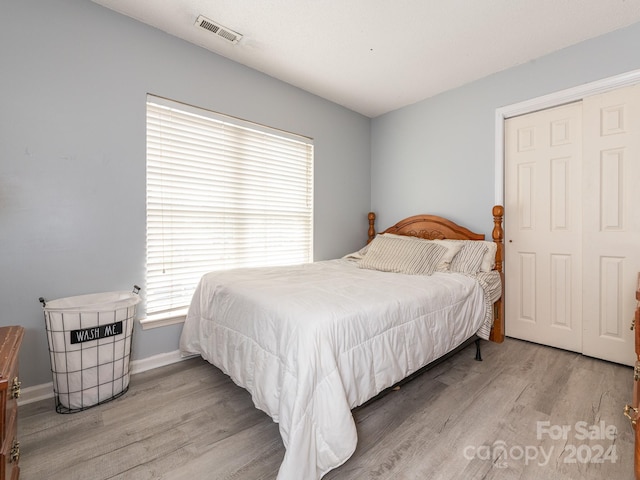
[141,95,314,329]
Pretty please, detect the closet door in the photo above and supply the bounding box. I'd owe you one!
[582,83,640,365]
[504,102,583,352]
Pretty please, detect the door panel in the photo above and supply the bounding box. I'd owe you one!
[505,102,583,352]
[582,83,640,365]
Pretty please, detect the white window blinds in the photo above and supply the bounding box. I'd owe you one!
[145,96,314,321]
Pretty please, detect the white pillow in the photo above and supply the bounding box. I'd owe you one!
[360,234,447,275]
[479,240,497,272]
[342,243,370,260]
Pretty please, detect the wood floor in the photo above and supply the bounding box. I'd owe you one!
[19,338,635,480]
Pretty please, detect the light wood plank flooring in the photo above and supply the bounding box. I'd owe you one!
[19,338,634,479]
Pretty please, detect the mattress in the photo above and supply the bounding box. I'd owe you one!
[179,258,499,479]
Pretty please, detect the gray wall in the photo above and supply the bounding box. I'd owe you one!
[0,0,371,387]
[371,21,640,238]
[5,0,640,389]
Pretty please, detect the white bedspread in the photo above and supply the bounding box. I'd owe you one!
[179,258,497,479]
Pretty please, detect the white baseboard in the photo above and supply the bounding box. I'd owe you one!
[129,349,197,375]
[18,382,55,406]
[18,349,197,406]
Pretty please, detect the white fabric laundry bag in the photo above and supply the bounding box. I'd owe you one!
[41,287,140,413]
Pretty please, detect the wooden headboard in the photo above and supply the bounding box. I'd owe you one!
[366,205,505,343]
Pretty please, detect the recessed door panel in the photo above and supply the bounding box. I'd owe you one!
[582,83,640,365]
[505,102,582,352]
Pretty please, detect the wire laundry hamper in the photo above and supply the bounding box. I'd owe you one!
[40,286,140,413]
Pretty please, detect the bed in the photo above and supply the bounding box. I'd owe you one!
[179,205,505,479]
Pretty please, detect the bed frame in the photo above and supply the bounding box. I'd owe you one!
[366,205,505,344]
[356,205,505,409]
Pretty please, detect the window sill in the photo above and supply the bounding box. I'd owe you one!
[139,311,187,330]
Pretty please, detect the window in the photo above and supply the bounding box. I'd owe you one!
[144,95,314,327]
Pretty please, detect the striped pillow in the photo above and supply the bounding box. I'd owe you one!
[380,234,463,271]
[360,235,447,275]
[450,241,489,274]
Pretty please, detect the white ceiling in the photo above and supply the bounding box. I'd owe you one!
[91,0,640,118]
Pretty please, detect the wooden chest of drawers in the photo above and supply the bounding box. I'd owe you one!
[0,326,24,480]
[625,273,640,480]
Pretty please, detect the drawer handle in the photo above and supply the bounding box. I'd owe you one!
[625,404,638,427]
[11,376,21,399]
[10,440,19,463]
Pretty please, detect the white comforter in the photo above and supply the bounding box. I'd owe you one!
[179,258,497,479]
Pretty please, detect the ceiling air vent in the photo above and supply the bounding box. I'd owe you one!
[195,15,243,44]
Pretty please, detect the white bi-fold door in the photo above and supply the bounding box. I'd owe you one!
[505,83,640,366]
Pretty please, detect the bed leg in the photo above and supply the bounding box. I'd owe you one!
[474,338,482,361]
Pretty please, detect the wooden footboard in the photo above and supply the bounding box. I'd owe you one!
[367,205,505,343]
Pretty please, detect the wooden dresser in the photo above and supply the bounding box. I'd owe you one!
[0,326,24,480]
[625,274,640,480]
